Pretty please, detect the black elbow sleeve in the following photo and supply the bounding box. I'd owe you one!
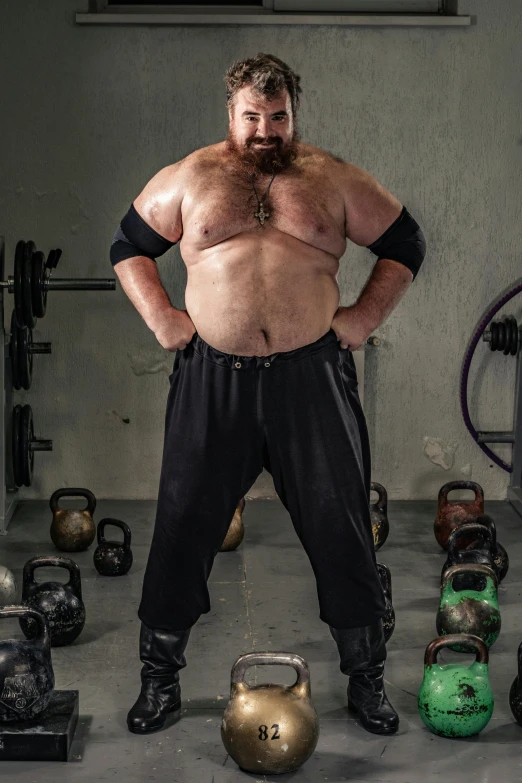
[110,203,176,267]
[366,206,426,280]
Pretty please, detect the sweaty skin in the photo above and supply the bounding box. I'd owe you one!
[163,143,349,355]
[114,87,407,356]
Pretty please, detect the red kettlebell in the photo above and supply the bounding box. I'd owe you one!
[434,481,484,550]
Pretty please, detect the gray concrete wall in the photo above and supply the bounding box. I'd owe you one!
[0,1,520,502]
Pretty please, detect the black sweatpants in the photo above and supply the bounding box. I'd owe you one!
[138,328,385,632]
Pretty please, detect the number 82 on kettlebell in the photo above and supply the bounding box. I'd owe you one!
[258,723,280,741]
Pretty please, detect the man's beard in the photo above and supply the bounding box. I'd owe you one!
[225,126,300,177]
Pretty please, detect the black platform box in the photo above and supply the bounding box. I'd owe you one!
[0,690,79,761]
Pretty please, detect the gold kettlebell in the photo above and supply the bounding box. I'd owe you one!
[220,498,246,552]
[370,482,389,551]
[49,488,96,552]
[221,651,319,775]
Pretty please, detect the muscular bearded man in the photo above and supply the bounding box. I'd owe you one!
[110,53,426,737]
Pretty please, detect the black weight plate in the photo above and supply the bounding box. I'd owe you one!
[497,321,506,351]
[32,249,47,319]
[497,320,506,352]
[18,325,33,390]
[9,311,21,391]
[508,315,519,356]
[22,241,36,329]
[490,321,497,352]
[14,240,26,327]
[503,317,512,356]
[12,405,23,488]
[21,404,34,487]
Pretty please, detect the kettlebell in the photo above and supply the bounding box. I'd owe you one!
[93,518,133,576]
[0,565,16,606]
[370,482,389,551]
[509,642,522,726]
[418,634,494,738]
[49,487,96,552]
[436,564,501,652]
[440,523,498,589]
[434,480,484,550]
[20,556,86,647]
[220,498,246,552]
[221,652,319,775]
[472,514,509,582]
[0,605,54,722]
[377,563,395,643]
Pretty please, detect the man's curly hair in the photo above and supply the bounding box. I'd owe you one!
[224,53,302,117]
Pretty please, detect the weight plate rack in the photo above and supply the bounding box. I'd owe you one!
[0,235,116,533]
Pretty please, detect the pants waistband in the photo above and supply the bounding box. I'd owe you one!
[191,328,339,370]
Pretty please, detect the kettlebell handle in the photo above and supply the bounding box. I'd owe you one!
[0,604,50,648]
[517,641,522,681]
[231,652,311,686]
[370,482,387,511]
[49,487,96,516]
[22,555,82,600]
[425,634,488,666]
[376,563,392,600]
[438,480,484,508]
[441,562,497,592]
[474,514,498,547]
[447,522,493,558]
[97,518,132,549]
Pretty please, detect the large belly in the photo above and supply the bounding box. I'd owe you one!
[184,237,340,355]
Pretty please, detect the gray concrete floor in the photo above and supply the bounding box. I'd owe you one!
[1,498,522,781]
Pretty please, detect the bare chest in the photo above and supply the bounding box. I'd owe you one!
[180,166,347,259]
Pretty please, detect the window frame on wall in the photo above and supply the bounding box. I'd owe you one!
[88,0,455,13]
[80,0,470,26]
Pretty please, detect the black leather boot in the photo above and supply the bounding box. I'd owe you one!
[329,621,399,735]
[127,622,191,734]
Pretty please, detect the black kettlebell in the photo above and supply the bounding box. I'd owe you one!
[509,641,522,726]
[376,563,395,643]
[0,605,55,722]
[441,522,499,590]
[472,514,509,582]
[93,518,133,576]
[20,556,85,647]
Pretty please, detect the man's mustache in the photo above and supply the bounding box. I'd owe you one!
[248,138,281,145]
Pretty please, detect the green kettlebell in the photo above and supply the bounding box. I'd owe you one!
[418,634,494,738]
[436,564,501,652]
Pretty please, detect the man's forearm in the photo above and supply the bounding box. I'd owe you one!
[113,256,178,332]
[354,258,413,331]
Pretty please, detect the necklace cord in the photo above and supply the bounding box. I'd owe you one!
[251,173,276,207]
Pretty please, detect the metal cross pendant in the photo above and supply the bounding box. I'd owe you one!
[255,203,269,226]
